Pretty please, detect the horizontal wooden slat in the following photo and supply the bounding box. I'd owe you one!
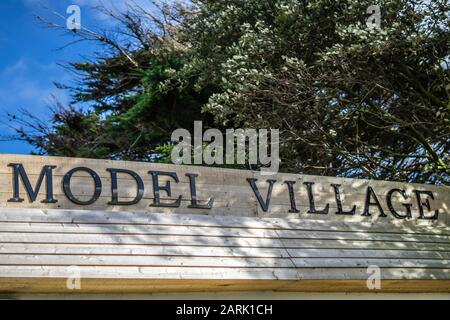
[2,192,446,219]
[1,154,446,194]
[0,254,296,268]
[1,266,449,280]
[1,173,448,203]
[0,222,279,239]
[1,278,450,293]
[0,232,285,247]
[0,222,449,243]
[0,154,448,222]
[2,233,450,251]
[0,243,290,257]
[1,201,260,217]
[1,254,449,269]
[0,209,447,235]
[2,200,446,222]
[1,243,448,259]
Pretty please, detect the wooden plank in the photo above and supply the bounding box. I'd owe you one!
[1,173,448,203]
[275,229,450,243]
[0,209,448,235]
[2,232,450,251]
[0,222,449,244]
[0,254,296,268]
[1,191,447,219]
[3,199,442,222]
[0,154,447,222]
[1,243,448,259]
[1,154,447,196]
[0,243,291,258]
[1,278,450,293]
[0,233,286,248]
[0,222,279,239]
[0,265,449,280]
[1,201,259,217]
[0,173,447,211]
[1,254,449,269]
[285,248,450,260]
[269,217,450,235]
[279,238,450,251]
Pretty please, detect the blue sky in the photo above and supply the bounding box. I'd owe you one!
[0,0,151,154]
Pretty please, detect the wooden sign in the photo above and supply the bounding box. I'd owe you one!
[0,154,449,294]
[0,154,448,223]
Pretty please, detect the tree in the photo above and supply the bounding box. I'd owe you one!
[5,103,112,158]
[7,1,215,161]
[173,0,449,184]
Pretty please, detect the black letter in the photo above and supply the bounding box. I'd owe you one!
[331,184,356,215]
[362,186,387,217]
[303,182,329,214]
[8,163,57,203]
[185,173,214,209]
[387,189,412,219]
[107,168,144,205]
[285,181,299,213]
[413,190,438,220]
[149,171,182,207]
[63,167,102,205]
[247,178,276,212]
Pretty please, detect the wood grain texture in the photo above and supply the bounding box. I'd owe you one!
[0,208,449,292]
[0,154,448,223]
[1,278,450,293]
[0,154,449,293]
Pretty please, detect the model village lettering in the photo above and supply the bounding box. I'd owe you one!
[6,163,439,220]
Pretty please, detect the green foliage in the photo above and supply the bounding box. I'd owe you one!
[98,52,213,160]
[8,0,449,184]
[39,48,215,161]
[154,143,175,163]
[9,105,114,159]
[176,0,449,183]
